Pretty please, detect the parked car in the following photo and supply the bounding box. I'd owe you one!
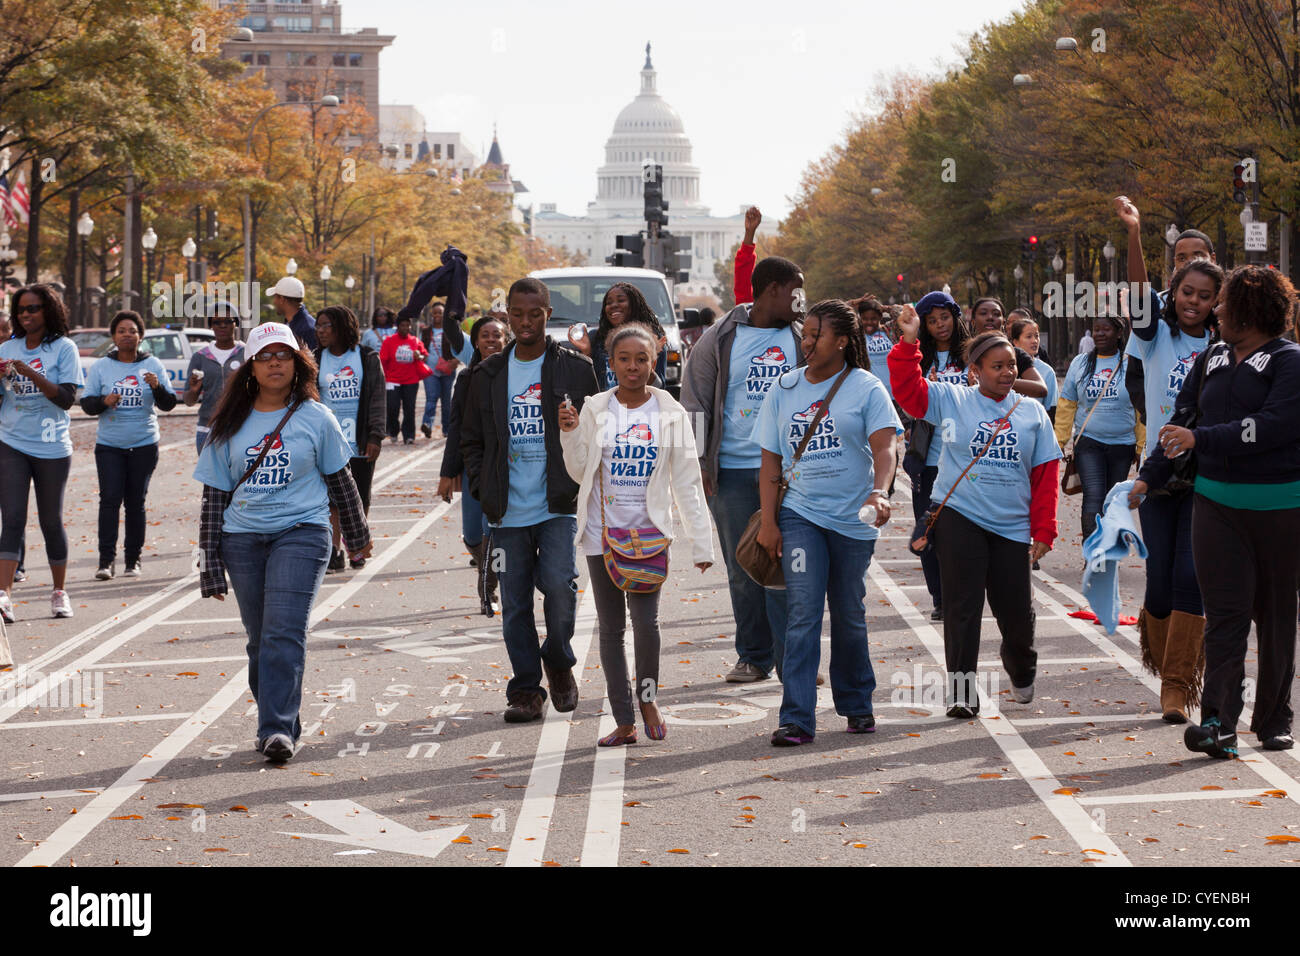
[69,328,112,357]
[529,267,683,396]
[81,326,215,396]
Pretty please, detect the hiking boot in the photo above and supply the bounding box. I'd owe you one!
[504,692,545,723]
[543,660,578,712]
[724,661,768,683]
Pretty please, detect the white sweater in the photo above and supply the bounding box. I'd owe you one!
[559,387,715,566]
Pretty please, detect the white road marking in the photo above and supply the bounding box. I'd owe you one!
[868,562,1130,866]
[1074,789,1275,806]
[1008,713,1165,727]
[15,483,454,866]
[86,655,245,670]
[505,589,599,867]
[0,712,192,730]
[279,800,467,859]
[580,708,630,867]
[0,788,103,802]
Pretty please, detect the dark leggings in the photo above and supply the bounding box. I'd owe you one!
[0,439,71,565]
[386,383,419,441]
[1074,435,1133,538]
[1138,490,1202,617]
[95,442,160,566]
[912,465,942,607]
[348,456,375,511]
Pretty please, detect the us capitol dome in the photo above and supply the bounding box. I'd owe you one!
[530,43,754,302]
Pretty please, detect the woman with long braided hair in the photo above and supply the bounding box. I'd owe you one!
[567,282,668,389]
[754,299,901,745]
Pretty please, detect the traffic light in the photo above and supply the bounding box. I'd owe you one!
[896,273,906,297]
[1232,162,1247,204]
[606,233,644,268]
[670,233,691,277]
[643,163,667,229]
[1020,235,1039,259]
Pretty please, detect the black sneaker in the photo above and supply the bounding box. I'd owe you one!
[771,724,814,746]
[327,548,345,573]
[946,703,979,719]
[260,733,295,763]
[846,715,876,734]
[349,556,366,570]
[930,605,943,621]
[421,423,432,438]
[1184,718,1238,759]
[1262,733,1295,751]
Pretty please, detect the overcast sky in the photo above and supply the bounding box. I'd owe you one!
[358,0,1030,222]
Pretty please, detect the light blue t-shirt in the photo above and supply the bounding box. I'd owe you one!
[0,336,84,459]
[923,383,1062,543]
[361,326,396,353]
[318,346,363,457]
[84,354,168,449]
[1061,352,1135,446]
[1125,320,1208,456]
[755,367,902,541]
[924,349,969,467]
[496,352,560,528]
[1032,356,1058,410]
[864,330,893,398]
[718,324,797,469]
[193,400,353,535]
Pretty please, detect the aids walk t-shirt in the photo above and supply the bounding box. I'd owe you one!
[319,346,363,456]
[718,324,796,469]
[498,352,560,528]
[193,400,353,535]
[755,367,902,541]
[925,349,970,467]
[0,336,84,458]
[1061,352,1135,445]
[921,383,1061,544]
[864,330,894,398]
[84,354,169,448]
[1125,320,1208,456]
[583,394,660,556]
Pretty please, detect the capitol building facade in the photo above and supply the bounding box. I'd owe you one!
[530,46,758,301]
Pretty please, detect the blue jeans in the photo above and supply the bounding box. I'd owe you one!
[1138,490,1202,617]
[778,509,877,736]
[1074,435,1132,538]
[423,373,454,429]
[491,516,579,701]
[222,523,331,742]
[706,467,788,674]
[461,469,487,547]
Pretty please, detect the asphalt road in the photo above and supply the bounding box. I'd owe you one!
[0,397,1297,869]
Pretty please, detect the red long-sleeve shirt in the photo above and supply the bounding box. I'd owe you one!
[379,333,431,385]
[733,242,756,305]
[888,338,1059,545]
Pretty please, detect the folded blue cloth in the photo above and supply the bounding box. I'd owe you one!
[1081,479,1147,635]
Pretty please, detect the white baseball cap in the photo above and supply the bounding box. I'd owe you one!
[266,276,306,299]
[246,322,300,356]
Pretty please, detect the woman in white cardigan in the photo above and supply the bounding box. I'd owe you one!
[559,325,714,746]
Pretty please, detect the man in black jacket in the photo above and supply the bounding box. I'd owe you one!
[461,278,599,723]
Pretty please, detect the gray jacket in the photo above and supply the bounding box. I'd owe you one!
[187,342,246,429]
[680,304,804,486]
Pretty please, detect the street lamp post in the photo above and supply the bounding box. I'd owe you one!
[242,96,341,303]
[141,228,158,316]
[76,213,94,327]
[1102,239,1116,314]
[965,275,975,309]
[345,274,355,312]
[320,264,331,308]
[1013,263,1025,308]
[0,232,17,298]
[181,237,196,302]
[1164,223,1180,286]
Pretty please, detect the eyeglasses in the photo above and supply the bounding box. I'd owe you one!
[252,350,295,363]
[17,304,43,315]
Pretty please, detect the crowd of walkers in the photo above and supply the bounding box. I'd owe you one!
[1,193,1297,768]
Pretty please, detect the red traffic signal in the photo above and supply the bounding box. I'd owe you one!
[896,274,904,283]
[1028,235,1038,245]
[1232,163,1247,203]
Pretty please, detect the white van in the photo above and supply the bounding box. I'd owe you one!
[529,267,684,396]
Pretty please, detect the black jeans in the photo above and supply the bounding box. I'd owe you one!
[1073,435,1133,538]
[94,442,160,566]
[934,507,1037,706]
[0,439,70,565]
[348,456,375,511]
[911,464,942,608]
[1138,490,1202,617]
[386,383,419,441]
[1193,495,1300,738]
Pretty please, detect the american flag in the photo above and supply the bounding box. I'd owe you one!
[0,165,29,229]
[0,168,14,229]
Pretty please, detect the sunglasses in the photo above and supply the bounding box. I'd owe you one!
[210,318,235,326]
[17,303,43,315]
[252,350,296,363]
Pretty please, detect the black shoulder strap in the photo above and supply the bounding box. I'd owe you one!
[233,402,299,493]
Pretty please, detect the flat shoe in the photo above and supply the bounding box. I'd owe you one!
[598,729,637,747]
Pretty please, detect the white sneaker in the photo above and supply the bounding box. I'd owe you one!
[51,590,73,619]
[12,569,26,583]
[0,590,13,625]
[95,563,114,581]
[123,561,142,578]
[260,733,295,762]
[1011,682,1035,704]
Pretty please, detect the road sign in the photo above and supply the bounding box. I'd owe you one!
[1245,221,1268,252]
[280,800,468,859]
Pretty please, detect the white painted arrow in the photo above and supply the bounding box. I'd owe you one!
[280,801,467,859]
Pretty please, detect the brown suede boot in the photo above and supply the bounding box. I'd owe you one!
[1159,610,1206,724]
[1138,607,1170,677]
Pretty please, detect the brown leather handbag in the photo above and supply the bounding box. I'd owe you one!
[735,368,851,589]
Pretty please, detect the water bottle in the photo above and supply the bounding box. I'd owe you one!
[858,503,877,525]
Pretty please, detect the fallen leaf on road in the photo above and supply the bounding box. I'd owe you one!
[668,848,689,854]
[451,836,472,844]
[1266,835,1300,844]
[1053,787,1080,795]
[111,815,143,820]
[1201,785,1223,791]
